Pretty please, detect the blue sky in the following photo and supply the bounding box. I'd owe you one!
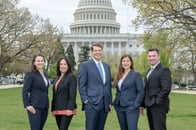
[19,0,143,34]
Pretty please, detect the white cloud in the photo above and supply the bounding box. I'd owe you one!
[19,0,143,33]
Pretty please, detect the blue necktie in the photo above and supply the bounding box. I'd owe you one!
[97,62,104,82]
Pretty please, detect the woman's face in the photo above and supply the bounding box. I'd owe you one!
[34,56,45,70]
[121,57,131,70]
[59,59,68,74]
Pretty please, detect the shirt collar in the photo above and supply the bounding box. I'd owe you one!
[151,61,160,69]
[92,58,102,65]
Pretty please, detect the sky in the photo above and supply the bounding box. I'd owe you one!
[18,0,143,34]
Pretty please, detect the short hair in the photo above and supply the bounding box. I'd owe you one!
[148,48,160,55]
[91,43,103,51]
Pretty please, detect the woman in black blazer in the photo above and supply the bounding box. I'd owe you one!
[113,54,144,130]
[22,54,49,130]
[51,57,77,130]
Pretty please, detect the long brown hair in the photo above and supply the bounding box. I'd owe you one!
[113,54,134,87]
[31,54,45,72]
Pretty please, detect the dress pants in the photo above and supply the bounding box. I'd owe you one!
[55,115,73,130]
[146,104,167,130]
[27,108,48,130]
[85,104,108,130]
[115,106,139,130]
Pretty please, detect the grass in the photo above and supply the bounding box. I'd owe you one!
[0,87,196,130]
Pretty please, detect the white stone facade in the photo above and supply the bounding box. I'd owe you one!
[62,0,143,62]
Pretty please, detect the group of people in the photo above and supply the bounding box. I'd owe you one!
[22,43,172,130]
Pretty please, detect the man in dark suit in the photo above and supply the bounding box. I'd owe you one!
[78,43,112,130]
[141,48,171,130]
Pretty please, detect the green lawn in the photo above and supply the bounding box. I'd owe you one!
[0,87,196,130]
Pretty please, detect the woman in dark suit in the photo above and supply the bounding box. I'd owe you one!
[51,57,77,130]
[22,54,49,130]
[113,54,144,130]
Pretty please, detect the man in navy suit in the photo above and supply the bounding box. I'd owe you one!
[141,48,171,130]
[78,43,112,130]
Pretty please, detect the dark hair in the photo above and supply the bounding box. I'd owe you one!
[91,43,103,51]
[56,57,72,76]
[113,54,134,87]
[31,54,45,72]
[148,48,160,55]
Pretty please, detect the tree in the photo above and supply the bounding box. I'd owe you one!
[33,19,62,72]
[0,0,36,74]
[48,63,57,79]
[134,52,149,77]
[0,0,63,76]
[124,0,196,84]
[66,44,76,71]
[78,46,90,64]
[103,54,120,80]
[77,46,90,72]
[143,30,174,66]
[131,0,195,39]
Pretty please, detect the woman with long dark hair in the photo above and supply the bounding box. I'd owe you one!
[51,57,77,130]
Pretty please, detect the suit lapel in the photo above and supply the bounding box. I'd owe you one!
[120,70,133,90]
[37,71,48,88]
[43,72,49,88]
[147,63,162,81]
[55,76,62,92]
[146,68,153,81]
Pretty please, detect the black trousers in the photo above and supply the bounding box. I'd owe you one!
[55,115,73,130]
[146,104,167,130]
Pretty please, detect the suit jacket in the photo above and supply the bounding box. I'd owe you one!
[22,71,49,109]
[51,73,77,111]
[78,59,112,112]
[143,63,171,112]
[113,70,144,109]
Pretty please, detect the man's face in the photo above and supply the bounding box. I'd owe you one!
[91,46,103,61]
[148,51,160,66]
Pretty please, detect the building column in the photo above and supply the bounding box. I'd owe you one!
[118,42,121,55]
[111,42,114,55]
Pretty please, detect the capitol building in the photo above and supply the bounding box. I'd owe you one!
[62,0,143,62]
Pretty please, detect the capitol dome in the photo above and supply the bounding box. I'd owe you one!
[62,0,143,64]
[70,0,120,34]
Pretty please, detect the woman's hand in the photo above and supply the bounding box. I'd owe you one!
[26,106,36,114]
[109,104,112,112]
[66,110,73,116]
[140,107,145,115]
